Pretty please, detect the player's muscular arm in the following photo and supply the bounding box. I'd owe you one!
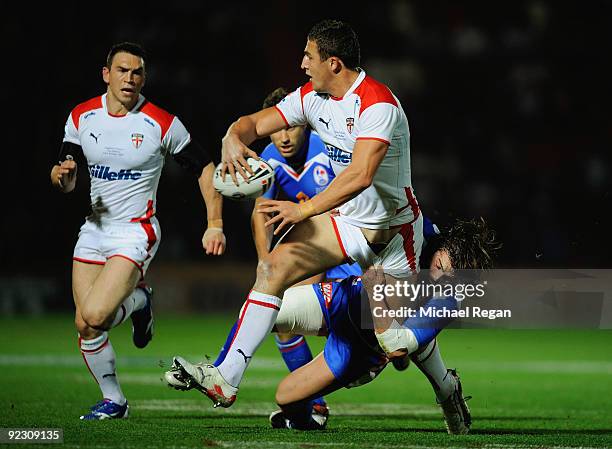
[199,162,226,256]
[309,139,388,214]
[222,107,287,183]
[259,139,388,235]
[50,159,77,193]
[251,196,274,260]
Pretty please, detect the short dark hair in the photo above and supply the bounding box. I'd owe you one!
[307,19,360,70]
[106,42,147,69]
[439,217,502,270]
[262,87,289,109]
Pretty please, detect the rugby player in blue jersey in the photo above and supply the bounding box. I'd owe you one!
[167,218,500,433]
[266,218,499,433]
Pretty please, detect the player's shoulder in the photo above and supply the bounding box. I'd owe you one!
[138,99,179,139]
[70,95,104,128]
[353,75,398,115]
[139,100,176,126]
[300,81,314,99]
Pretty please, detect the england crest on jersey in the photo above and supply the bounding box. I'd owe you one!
[131,133,144,149]
[346,117,354,134]
[313,165,329,186]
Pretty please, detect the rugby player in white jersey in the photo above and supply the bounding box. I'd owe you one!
[166,20,424,408]
[50,42,226,420]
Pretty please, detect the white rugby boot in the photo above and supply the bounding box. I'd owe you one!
[166,356,238,408]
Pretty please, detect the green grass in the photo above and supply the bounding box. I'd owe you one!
[0,315,611,448]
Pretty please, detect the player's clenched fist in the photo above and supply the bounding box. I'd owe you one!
[51,159,77,192]
[202,227,226,256]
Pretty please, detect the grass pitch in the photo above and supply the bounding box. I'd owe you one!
[0,315,610,448]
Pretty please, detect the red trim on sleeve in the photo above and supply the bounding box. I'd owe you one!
[354,76,397,117]
[139,101,175,140]
[274,105,289,127]
[71,96,103,130]
[355,137,390,145]
[330,216,348,259]
[300,82,314,115]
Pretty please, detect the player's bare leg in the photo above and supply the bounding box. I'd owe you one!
[272,351,370,430]
[276,353,336,405]
[73,258,145,420]
[76,258,141,330]
[168,214,346,407]
[217,214,346,384]
[271,353,338,430]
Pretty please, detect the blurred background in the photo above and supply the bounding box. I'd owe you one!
[1,0,611,315]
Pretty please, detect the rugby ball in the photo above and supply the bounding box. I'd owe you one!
[213,157,275,200]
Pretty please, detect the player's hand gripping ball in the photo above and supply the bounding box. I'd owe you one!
[213,158,275,200]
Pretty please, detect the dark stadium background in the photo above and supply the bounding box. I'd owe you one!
[2,1,611,314]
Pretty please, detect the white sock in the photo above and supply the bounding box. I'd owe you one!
[110,288,147,328]
[217,290,281,387]
[410,339,455,401]
[79,332,126,405]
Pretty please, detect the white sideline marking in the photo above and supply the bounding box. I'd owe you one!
[1,355,610,374]
[0,354,284,370]
[72,373,279,387]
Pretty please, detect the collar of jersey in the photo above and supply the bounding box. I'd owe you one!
[102,93,146,117]
[331,69,366,101]
[268,152,329,182]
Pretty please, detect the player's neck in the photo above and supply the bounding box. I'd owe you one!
[105,91,138,116]
[327,70,360,99]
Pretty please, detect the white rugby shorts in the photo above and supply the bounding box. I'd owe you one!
[330,213,423,277]
[73,217,161,278]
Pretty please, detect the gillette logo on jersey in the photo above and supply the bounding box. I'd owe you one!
[326,145,352,165]
[89,164,143,181]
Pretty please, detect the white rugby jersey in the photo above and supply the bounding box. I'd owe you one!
[63,94,190,223]
[275,70,419,229]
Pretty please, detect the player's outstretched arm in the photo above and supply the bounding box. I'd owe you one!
[199,162,226,256]
[221,107,287,184]
[251,196,273,260]
[258,139,388,235]
[50,159,77,193]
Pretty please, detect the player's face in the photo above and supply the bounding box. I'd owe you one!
[301,40,331,92]
[102,52,145,108]
[270,125,307,159]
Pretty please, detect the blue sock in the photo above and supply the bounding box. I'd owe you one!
[275,335,326,407]
[214,321,237,366]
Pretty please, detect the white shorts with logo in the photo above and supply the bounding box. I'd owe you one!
[73,217,161,279]
[330,213,423,277]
